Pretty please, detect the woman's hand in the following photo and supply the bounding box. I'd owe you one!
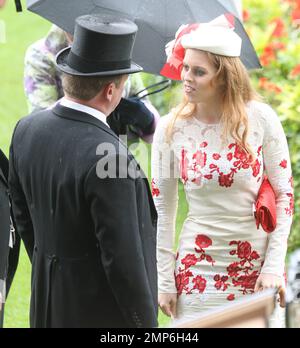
[254,273,285,308]
[158,293,177,319]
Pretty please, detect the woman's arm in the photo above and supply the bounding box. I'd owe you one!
[151,115,179,316]
[255,104,293,304]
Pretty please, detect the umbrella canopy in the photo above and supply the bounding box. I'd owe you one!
[27,0,261,75]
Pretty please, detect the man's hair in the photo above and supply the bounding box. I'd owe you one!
[62,73,123,100]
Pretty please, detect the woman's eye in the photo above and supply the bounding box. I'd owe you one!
[195,69,205,76]
[183,64,189,71]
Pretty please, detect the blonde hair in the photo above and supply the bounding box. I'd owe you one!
[167,51,261,160]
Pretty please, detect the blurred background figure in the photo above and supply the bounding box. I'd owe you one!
[0,0,6,9]
[24,25,160,144]
[286,249,300,328]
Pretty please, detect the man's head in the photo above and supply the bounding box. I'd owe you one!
[56,14,142,115]
[62,73,128,115]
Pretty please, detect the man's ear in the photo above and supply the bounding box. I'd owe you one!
[103,82,115,102]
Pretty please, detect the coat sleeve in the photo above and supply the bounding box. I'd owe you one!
[151,115,179,293]
[8,126,34,262]
[84,157,157,328]
[260,104,293,277]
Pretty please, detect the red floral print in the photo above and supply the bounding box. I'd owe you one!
[200,142,208,148]
[214,275,230,291]
[181,254,198,268]
[226,241,261,295]
[175,235,214,295]
[193,150,207,168]
[204,174,213,180]
[175,270,194,295]
[195,235,212,250]
[237,241,252,259]
[285,193,294,216]
[289,176,294,188]
[227,294,235,301]
[151,179,160,197]
[180,148,189,184]
[218,172,234,188]
[257,146,262,156]
[280,159,287,168]
[227,153,233,161]
[192,276,207,293]
[213,153,221,160]
[252,159,261,177]
[227,262,242,278]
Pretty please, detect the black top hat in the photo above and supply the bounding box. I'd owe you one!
[56,14,143,77]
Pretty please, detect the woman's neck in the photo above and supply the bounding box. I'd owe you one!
[194,102,223,124]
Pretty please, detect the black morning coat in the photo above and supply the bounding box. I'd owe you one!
[8,103,158,328]
[0,149,20,327]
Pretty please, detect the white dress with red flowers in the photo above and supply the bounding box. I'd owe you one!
[151,100,293,327]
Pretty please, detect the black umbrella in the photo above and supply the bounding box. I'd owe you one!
[26,0,261,75]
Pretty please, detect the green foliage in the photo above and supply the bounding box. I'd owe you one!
[243,0,300,251]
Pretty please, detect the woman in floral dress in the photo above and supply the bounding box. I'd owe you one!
[151,15,293,327]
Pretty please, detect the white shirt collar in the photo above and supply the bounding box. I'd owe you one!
[59,98,110,128]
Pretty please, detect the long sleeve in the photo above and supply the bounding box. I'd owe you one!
[24,43,61,113]
[8,127,34,262]
[260,104,293,277]
[151,115,179,293]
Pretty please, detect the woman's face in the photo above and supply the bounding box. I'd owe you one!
[181,49,218,104]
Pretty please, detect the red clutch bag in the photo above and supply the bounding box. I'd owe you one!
[254,176,277,233]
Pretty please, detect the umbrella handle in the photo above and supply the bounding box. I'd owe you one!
[15,0,22,12]
[133,80,172,100]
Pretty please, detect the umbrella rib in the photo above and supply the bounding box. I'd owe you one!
[184,0,198,24]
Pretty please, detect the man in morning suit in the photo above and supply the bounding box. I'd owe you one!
[9,14,158,328]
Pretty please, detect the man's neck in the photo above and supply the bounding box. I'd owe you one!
[64,96,108,116]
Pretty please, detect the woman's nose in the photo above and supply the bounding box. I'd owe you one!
[183,69,193,82]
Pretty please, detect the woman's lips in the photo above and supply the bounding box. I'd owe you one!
[184,85,196,93]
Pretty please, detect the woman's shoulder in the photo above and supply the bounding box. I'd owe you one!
[246,100,279,123]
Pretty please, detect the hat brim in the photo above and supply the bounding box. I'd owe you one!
[56,47,143,76]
